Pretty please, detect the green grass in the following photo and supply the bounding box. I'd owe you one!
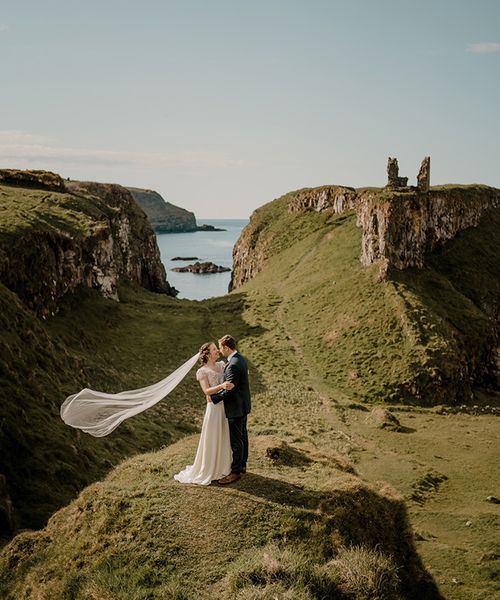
[0,183,107,236]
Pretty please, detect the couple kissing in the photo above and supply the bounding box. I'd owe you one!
[174,335,251,486]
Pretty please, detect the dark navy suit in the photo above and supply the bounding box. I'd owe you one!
[211,351,251,474]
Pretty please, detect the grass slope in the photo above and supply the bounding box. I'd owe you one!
[236,193,499,405]
[0,433,439,599]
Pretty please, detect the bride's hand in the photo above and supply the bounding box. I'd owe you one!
[222,382,234,390]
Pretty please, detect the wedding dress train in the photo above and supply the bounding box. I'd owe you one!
[174,361,232,485]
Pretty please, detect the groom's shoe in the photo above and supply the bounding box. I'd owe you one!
[241,467,247,474]
[218,473,241,485]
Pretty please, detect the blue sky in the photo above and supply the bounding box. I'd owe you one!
[1,0,499,218]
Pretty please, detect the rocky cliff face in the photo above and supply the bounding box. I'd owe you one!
[128,187,197,233]
[230,186,359,290]
[230,219,268,291]
[231,184,500,289]
[288,185,358,214]
[357,185,500,271]
[0,170,175,316]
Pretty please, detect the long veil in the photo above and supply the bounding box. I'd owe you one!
[60,353,200,437]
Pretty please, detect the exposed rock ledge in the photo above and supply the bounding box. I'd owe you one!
[288,185,358,214]
[357,186,500,270]
[0,170,175,316]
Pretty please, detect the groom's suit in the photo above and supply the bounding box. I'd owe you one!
[211,351,251,475]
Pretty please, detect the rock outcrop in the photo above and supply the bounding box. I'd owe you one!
[196,223,226,231]
[288,185,358,214]
[230,186,358,290]
[128,187,197,233]
[358,185,500,270]
[172,261,230,274]
[0,170,175,316]
[229,217,268,291]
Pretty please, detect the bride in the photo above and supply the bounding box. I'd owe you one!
[174,342,234,485]
[60,340,233,484]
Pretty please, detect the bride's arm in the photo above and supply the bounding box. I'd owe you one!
[198,377,232,397]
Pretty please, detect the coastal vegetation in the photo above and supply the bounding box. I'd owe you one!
[0,173,498,599]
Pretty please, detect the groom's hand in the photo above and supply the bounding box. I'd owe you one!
[210,390,226,404]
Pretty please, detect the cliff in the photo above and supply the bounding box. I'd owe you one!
[128,187,197,233]
[232,183,500,288]
[357,185,500,272]
[0,170,175,316]
[230,185,358,290]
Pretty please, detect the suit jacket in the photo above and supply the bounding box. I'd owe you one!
[211,351,251,419]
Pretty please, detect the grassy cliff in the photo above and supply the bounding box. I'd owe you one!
[127,187,197,233]
[231,189,499,405]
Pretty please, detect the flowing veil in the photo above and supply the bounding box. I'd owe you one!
[60,353,200,437]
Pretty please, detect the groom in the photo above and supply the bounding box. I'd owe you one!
[211,335,251,484]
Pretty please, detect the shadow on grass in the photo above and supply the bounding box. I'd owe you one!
[229,472,321,510]
[397,425,417,434]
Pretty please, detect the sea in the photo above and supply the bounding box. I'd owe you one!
[155,219,249,300]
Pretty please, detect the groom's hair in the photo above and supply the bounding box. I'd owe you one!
[219,335,236,350]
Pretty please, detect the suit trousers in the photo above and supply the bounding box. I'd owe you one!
[228,415,248,474]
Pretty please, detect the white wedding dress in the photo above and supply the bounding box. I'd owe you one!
[174,361,232,485]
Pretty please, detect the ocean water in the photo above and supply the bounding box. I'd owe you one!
[155,219,249,300]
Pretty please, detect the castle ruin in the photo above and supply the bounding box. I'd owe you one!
[386,156,431,191]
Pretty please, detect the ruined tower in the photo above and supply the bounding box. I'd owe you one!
[417,156,431,192]
[386,158,408,189]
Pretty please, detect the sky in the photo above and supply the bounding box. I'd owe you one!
[1,1,499,218]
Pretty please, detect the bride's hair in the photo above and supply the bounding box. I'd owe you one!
[199,342,214,365]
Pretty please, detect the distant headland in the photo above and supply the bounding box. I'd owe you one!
[127,187,226,233]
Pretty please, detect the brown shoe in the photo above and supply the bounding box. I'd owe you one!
[218,473,241,485]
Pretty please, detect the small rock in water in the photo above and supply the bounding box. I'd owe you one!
[465,520,472,527]
[171,261,231,274]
